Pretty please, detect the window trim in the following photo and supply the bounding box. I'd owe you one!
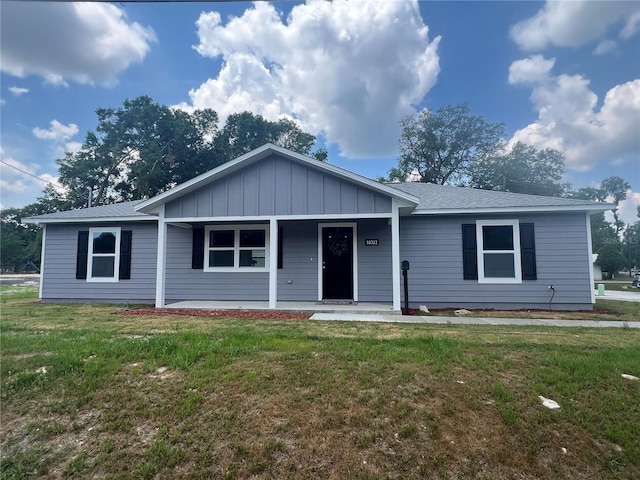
[476,219,522,284]
[87,227,121,283]
[204,224,270,272]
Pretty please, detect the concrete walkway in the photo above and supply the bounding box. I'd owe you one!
[310,313,640,328]
[594,290,640,302]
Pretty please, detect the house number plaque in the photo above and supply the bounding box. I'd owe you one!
[364,239,379,246]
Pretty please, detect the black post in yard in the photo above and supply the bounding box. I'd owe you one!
[401,260,410,315]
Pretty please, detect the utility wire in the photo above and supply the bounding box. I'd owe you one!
[0,160,65,189]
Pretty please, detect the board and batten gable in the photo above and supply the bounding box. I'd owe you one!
[164,154,392,218]
[399,212,593,310]
[41,222,157,303]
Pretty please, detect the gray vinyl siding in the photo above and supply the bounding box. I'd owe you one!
[399,212,593,310]
[165,155,392,218]
[277,221,318,301]
[357,219,393,302]
[165,225,269,302]
[41,222,157,303]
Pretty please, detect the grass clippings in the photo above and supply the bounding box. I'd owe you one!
[2,287,639,479]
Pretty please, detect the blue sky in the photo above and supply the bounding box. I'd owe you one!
[1,1,639,223]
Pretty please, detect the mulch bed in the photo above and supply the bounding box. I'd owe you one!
[118,308,310,320]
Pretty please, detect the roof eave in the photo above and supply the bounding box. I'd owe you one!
[411,204,614,215]
[22,215,157,225]
[135,144,419,213]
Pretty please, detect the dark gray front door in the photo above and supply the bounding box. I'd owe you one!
[322,226,353,300]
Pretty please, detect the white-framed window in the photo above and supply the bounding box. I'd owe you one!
[87,227,121,282]
[476,219,522,284]
[204,225,269,272]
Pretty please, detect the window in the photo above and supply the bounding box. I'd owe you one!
[87,227,121,282]
[204,225,269,271]
[476,220,522,284]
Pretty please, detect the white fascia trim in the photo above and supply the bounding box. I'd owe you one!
[412,204,613,215]
[135,143,420,213]
[167,213,392,223]
[22,216,156,225]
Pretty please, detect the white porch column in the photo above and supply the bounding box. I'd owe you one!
[586,212,595,304]
[391,199,401,311]
[269,217,278,309]
[155,206,167,308]
[39,224,47,299]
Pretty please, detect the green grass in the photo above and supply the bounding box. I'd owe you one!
[1,292,640,479]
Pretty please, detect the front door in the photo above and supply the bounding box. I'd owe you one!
[322,226,354,300]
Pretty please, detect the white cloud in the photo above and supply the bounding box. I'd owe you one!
[0,151,63,205]
[8,86,29,96]
[179,0,440,158]
[1,2,156,86]
[593,39,617,56]
[510,1,639,50]
[622,9,640,38]
[616,190,640,226]
[33,120,79,141]
[509,56,640,172]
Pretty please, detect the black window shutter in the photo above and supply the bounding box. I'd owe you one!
[520,223,537,280]
[119,230,132,280]
[76,231,89,279]
[462,224,478,280]
[192,226,205,269]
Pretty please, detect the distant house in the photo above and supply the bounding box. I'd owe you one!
[24,144,611,311]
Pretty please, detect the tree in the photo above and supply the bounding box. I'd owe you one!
[622,222,640,272]
[57,96,221,208]
[386,103,504,184]
[570,177,631,253]
[595,244,627,278]
[599,176,630,235]
[469,142,569,197]
[213,112,316,161]
[57,99,321,208]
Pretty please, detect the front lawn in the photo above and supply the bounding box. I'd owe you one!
[1,292,639,479]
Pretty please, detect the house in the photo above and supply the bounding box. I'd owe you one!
[24,144,611,312]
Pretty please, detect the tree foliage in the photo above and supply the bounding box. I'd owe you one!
[595,244,627,278]
[56,97,321,208]
[387,103,505,185]
[469,142,569,197]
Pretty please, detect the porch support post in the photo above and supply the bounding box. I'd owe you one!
[586,212,595,304]
[269,217,278,309]
[391,199,401,311]
[155,206,167,308]
[39,224,46,299]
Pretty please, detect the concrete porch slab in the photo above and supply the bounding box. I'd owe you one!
[164,300,399,315]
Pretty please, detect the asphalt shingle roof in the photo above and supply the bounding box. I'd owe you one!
[387,182,610,212]
[23,200,153,223]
